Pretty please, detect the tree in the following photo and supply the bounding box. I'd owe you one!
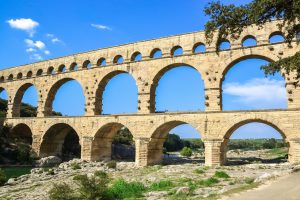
[204,0,300,77]
[163,134,184,152]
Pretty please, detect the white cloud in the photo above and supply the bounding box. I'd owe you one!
[91,24,112,30]
[30,53,42,60]
[223,78,287,108]
[26,48,36,52]
[44,50,50,55]
[51,38,61,43]
[24,39,45,50]
[46,33,54,38]
[6,18,39,37]
[46,33,62,44]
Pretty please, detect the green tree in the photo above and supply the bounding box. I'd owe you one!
[163,134,184,152]
[205,0,300,77]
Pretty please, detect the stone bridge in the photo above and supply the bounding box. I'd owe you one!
[1,20,300,166]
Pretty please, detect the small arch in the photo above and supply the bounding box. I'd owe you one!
[150,48,162,59]
[97,58,106,67]
[70,62,78,71]
[40,123,81,161]
[83,60,92,69]
[269,32,285,44]
[7,74,14,81]
[58,64,66,73]
[91,123,135,162]
[113,55,124,64]
[193,43,206,53]
[10,123,33,145]
[0,76,4,82]
[131,52,142,62]
[242,35,257,47]
[47,66,55,75]
[171,46,183,56]
[17,73,23,79]
[36,69,43,76]
[219,39,231,50]
[27,71,33,78]
[0,88,8,117]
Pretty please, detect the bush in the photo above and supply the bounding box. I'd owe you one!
[16,143,34,164]
[149,180,173,191]
[180,147,192,157]
[108,179,145,199]
[106,161,117,169]
[163,134,184,152]
[194,169,205,174]
[244,177,255,184]
[0,169,7,186]
[71,162,81,170]
[214,171,230,178]
[73,171,110,200]
[49,182,75,200]
[198,177,219,187]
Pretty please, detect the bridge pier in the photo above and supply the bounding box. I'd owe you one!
[288,138,300,164]
[204,139,223,166]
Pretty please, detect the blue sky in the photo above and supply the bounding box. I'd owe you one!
[0,0,286,139]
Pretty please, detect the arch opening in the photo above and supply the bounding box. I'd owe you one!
[113,55,124,64]
[27,71,33,78]
[151,64,205,113]
[148,121,203,165]
[0,76,4,82]
[13,83,38,117]
[36,69,43,76]
[221,121,288,165]
[0,89,8,117]
[8,74,13,81]
[242,36,257,47]
[193,43,206,53]
[58,64,66,73]
[17,73,23,79]
[131,52,142,62]
[47,67,55,75]
[91,123,135,162]
[219,40,231,50]
[97,58,106,67]
[269,32,285,44]
[171,46,183,56]
[40,123,81,161]
[45,78,85,116]
[222,57,287,111]
[83,60,92,69]
[96,71,138,115]
[70,62,78,71]
[150,48,162,58]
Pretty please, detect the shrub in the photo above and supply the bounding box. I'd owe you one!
[71,162,81,170]
[16,143,33,164]
[214,171,230,178]
[49,182,75,200]
[0,169,6,186]
[180,147,192,157]
[74,171,110,200]
[106,161,117,169]
[163,134,184,152]
[244,177,255,184]
[149,180,173,191]
[198,177,219,187]
[108,179,145,199]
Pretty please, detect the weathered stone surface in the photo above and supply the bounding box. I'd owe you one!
[0,20,299,167]
[35,156,62,167]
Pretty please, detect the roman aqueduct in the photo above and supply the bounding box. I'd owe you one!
[0,20,300,166]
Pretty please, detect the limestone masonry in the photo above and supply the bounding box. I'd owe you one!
[1,21,300,166]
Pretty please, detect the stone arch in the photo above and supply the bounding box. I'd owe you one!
[193,42,206,53]
[113,55,124,64]
[12,82,38,117]
[131,51,142,62]
[219,116,287,165]
[147,120,202,165]
[0,76,4,82]
[36,69,43,76]
[9,123,33,145]
[8,74,13,81]
[269,31,285,43]
[242,35,257,47]
[39,123,81,160]
[91,122,135,161]
[17,72,23,79]
[171,45,183,56]
[44,78,85,116]
[97,58,106,67]
[27,71,33,78]
[150,48,162,58]
[47,66,55,75]
[58,64,66,73]
[219,39,231,50]
[149,63,204,113]
[94,70,137,114]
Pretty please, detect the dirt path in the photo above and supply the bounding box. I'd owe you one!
[222,172,300,200]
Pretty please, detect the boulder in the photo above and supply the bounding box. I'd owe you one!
[35,156,62,167]
[176,187,190,195]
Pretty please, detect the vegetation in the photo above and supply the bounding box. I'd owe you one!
[204,0,300,77]
[214,171,230,179]
[108,179,145,199]
[1,167,32,182]
[164,134,184,152]
[49,183,76,200]
[112,127,134,145]
[0,169,6,186]
[228,139,287,150]
[149,180,174,191]
[180,147,193,157]
[106,161,117,169]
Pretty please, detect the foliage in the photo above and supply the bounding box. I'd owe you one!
[106,161,117,169]
[205,0,300,76]
[108,179,145,199]
[149,180,174,191]
[0,169,7,186]
[73,171,110,200]
[164,134,184,152]
[197,177,219,187]
[16,143,34,164]
[228,139,287,150]
[49,182,76,200]
[214,171,230,178]
[194,168,205,174]
[71,162,81,170]
[180,147,193,157]
[112,127,134,145]
[244,177,255,184]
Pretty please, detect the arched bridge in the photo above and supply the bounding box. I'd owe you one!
[1,21,300,166]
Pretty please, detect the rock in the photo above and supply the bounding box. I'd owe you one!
[6,178,16,185]
[146,191,168,200]
[176,187,190,195]
[35,156,62,167]
[255,173,273,182]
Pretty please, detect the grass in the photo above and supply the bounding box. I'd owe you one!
[108,179,145,199]
[1,167,33,181]
[149,180,174,191]
[194,168,205,174]
[214,171,230,178]
[267,148,288,157]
